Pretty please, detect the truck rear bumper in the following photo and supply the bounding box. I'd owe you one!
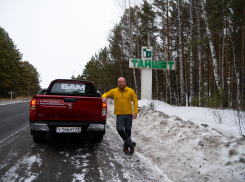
[30,123,50,132]
[30,122,105,135]
[87,124,105,135]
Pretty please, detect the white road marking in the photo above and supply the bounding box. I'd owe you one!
[0,125,28,144]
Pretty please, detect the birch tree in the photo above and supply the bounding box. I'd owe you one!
[177,0,185,105]
[202,0,219,89]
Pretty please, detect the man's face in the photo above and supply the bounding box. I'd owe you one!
[118,78,126,90]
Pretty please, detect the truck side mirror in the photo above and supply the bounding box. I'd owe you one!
[96,92,102,97]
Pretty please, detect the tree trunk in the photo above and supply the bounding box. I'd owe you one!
[224,10,228,107]
[197,0,202,104]
[241,5,245,105]
[232,25,237,107]
[202,2,219,89]
[127,1,138,96]
[166,0,170,103]
[178,0,185,106]
[189,0,194,105]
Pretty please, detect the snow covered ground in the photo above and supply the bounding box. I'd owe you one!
[106,99,245,181]
[0,99,30,105]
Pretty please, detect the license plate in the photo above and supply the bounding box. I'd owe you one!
[56,127,81,133]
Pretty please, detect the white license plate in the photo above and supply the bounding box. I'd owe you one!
[56,127,81,133]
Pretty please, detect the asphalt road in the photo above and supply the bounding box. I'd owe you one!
[0,102,30,142]
[0,102,166,181]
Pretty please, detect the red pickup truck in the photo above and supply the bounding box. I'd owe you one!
[29,79,107,143]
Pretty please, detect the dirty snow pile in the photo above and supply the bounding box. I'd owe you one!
[106,99,245,182]
[0,99,30,105]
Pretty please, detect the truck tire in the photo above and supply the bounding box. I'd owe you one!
[33,134,46,143]
[92,135,103,143]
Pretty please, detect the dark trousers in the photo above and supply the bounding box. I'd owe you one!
[116,115,133,148]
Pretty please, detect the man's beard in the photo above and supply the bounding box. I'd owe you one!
[119,85,125,90]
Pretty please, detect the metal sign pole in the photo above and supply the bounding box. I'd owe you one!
[141,46,152,100]
[11,91,12,100]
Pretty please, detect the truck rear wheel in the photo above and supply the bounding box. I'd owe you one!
[92,135,103,143]
[33,134,46,143]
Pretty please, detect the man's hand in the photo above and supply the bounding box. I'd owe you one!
[102,97,107,103]
[133,114,137,119]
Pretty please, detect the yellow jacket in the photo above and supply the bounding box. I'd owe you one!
[102,86,138,115]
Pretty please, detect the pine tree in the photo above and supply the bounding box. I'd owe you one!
[0,27,41,98]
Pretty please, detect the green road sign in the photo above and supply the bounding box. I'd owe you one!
[143,49,152,58]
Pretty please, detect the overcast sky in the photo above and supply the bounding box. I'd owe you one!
[0,0,122,88]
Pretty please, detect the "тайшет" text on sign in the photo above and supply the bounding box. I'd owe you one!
[129,59,175,70]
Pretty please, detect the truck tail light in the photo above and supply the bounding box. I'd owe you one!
[102,102,107,120]
[30,99,36,119]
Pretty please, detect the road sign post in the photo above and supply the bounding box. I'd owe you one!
[141,46,153,100]
[8,91,16,100]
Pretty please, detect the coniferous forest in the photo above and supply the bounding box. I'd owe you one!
[0,27,41,98]
[74,0,245,109]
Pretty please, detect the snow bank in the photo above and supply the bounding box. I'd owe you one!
[106,99,245,181]
[139,99,244,138]
[0,99,30,105]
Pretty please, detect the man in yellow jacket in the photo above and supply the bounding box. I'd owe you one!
[102,77,138,155]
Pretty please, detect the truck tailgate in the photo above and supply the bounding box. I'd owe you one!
[35,95,102,121]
